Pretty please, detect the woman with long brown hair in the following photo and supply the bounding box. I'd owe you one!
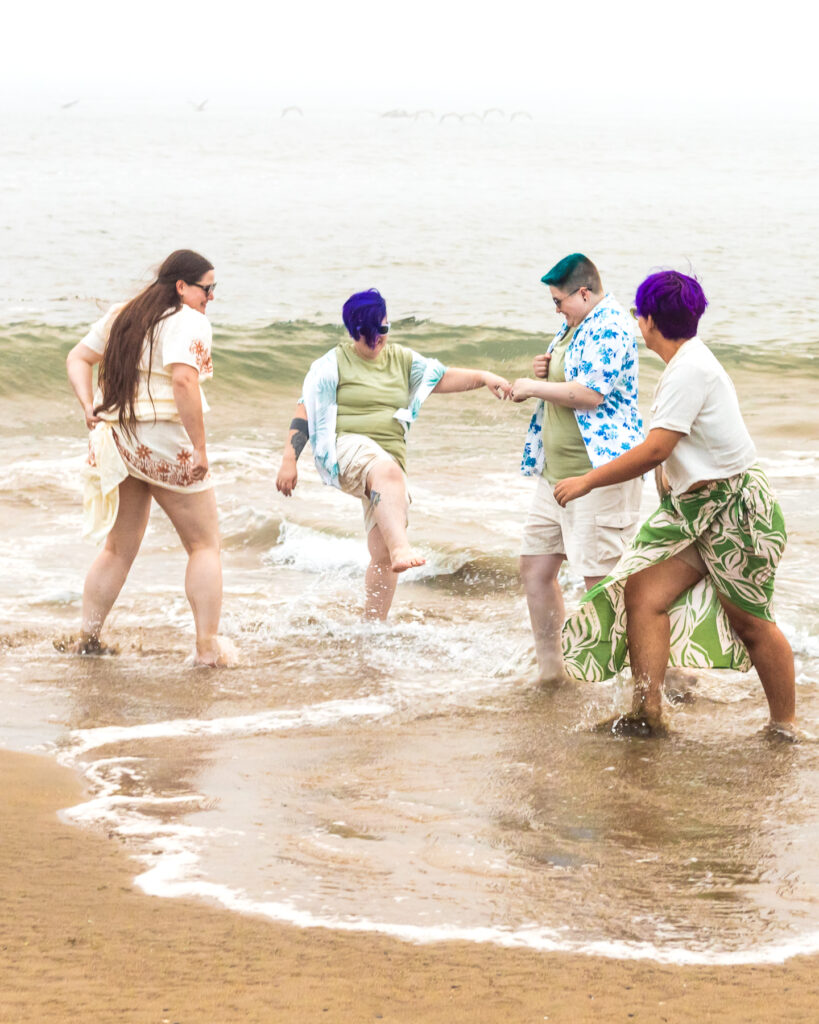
[66,249,230,666]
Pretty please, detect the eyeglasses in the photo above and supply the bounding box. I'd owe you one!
[192,282,217,298]
[376,323,390,335]
[552,287,580,310]
[629,306,640,320]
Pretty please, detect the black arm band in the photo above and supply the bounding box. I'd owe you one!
[289,417,309,459]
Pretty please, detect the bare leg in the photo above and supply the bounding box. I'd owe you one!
[519,553,567,683]
[364,524,398,620]
[76,475,152,650]
[716,594,796,727]
[150,486,224,666]
[623,556,704,727]
[365,459,424,573]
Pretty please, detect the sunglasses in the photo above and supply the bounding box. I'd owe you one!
[192,282,217,298]
[552,287,580,310]
[376,322,390,335]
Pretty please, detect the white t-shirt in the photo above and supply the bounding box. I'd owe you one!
[650,337,756,495]
[82,303,213,420]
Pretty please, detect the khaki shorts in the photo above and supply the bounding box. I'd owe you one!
[335,434,411,534]
[521,475,643,577]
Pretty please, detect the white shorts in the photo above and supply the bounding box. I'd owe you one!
[520,475,643,577]
[335,434,411,534]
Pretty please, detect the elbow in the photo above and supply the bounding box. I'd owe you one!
[575,392,604,412]
[646,443,673,467]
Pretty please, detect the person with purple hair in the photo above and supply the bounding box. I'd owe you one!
[554,271,796,737]
[276,288,510,620]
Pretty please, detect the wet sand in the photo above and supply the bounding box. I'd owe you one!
[2,750,818,1023]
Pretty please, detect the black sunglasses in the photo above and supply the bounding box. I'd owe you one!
[376,322,390,335]
[192,282,217,298]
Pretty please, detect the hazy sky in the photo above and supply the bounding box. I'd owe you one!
[7,0,815,114]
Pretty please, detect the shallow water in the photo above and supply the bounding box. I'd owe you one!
[1,107,818,964]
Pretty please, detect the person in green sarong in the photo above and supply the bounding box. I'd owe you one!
[553,270,796,737]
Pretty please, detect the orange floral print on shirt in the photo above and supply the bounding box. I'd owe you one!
[189,339,213,376]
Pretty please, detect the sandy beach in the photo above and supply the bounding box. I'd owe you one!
[1,749,817,1024]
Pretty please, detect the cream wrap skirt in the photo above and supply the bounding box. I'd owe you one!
[83,418,213,543]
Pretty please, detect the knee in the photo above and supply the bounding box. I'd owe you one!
[103,537,140,566]
[729,612,770,647]
[370,460,404,490]
[519,556,558,588]
[186,535,221,557]
[624,576,650,616]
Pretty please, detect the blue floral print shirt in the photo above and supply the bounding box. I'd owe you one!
[521,293,643,475]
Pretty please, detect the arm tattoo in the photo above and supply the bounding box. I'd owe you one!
[289,417,309,460]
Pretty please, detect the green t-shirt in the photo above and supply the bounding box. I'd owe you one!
[541,327,593,485]
[336,342,413,472]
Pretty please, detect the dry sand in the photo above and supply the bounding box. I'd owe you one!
[1,748,817,1024]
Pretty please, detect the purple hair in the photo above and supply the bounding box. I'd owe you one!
[634,271,707,340]
[342,288,387,350]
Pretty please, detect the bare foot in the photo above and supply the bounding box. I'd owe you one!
[389,548,426,573]
[761,720,810,743]
[594,712,669,738]
[664,667,699,706]
[55,635,118,656]
[193,635,239,668]
[535,670,570,689]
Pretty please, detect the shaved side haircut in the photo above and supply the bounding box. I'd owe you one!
[540,253,603,294]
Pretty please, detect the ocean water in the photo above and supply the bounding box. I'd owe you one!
[1,106,818,964]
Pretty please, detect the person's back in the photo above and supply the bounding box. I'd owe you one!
[83,302,213,422]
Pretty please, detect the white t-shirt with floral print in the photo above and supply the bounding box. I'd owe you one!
[82,303,213,421]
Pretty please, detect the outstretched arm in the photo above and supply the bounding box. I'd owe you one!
[432,367,511,399]
[276,401,309,496]
[553,428,684,506]
[509,377,603,411]
[66,342,103,429]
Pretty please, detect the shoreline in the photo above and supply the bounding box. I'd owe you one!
[2,748,819,1023]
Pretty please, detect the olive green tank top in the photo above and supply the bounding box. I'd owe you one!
[541,327,593,485]
[336,342,413,472]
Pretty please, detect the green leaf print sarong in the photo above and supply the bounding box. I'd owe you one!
[561,465,787,683]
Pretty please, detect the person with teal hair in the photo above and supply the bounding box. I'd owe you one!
[510,254,644,684]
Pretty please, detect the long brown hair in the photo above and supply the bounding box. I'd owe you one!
[96,249,214,438]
